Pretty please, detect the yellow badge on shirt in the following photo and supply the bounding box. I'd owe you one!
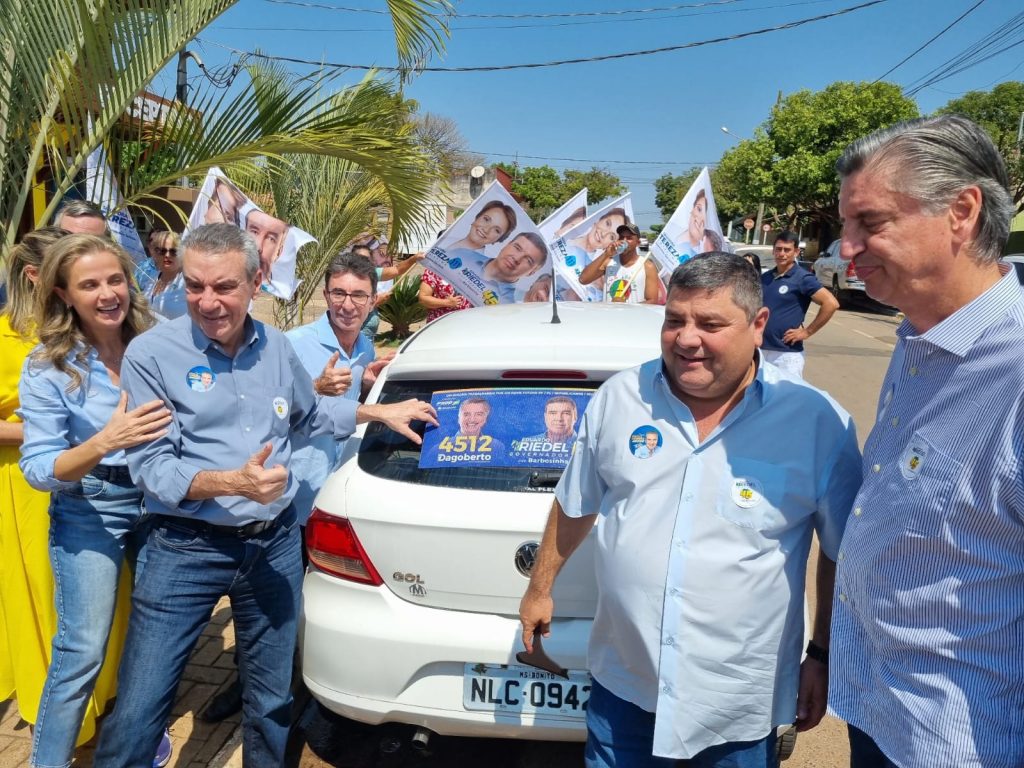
[900,439,928,479]
[731,477,764,509]
[272,396,289,420]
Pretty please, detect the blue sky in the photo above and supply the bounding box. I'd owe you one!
[161,0,1024,228]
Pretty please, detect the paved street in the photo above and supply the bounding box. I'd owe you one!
[0,299,901,768]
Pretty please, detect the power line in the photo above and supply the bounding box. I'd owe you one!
[205,0,888,73]
[902,9,1024,96]
[476,150,714,166]
[261,0,749,18]
[236,0,836,32]
[873,0,987,83]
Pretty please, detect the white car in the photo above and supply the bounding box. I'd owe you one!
[812,240,865,303]
[300,302,664,744]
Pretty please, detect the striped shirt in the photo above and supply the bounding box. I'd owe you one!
[829,266,1024,768]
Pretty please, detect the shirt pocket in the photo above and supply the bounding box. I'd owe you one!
[265,386,293,437]
[715,458,794,533]
[896,432,963,538]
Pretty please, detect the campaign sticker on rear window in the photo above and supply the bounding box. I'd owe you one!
[419,388,592,470]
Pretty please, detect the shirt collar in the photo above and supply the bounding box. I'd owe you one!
[189,315,261,357]
[897,264,1020,357]
[313,312,374,362]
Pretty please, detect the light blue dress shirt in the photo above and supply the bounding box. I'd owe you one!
[18,346,127,492]
[145,272,188,320]
[830,266,1024,768]
[286,312,375,523]
[120,314,358,527]
[556,355,861,759]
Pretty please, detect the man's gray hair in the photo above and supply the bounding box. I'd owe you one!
[836,114,1013,263]
[182,223,261,279]
[668,252,763,321]
[56,200,110,235]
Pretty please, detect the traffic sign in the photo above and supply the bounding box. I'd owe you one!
[743,218,755,230]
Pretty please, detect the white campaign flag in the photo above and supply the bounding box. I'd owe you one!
[537,188,588,245]
[421,181,551,307]
[188,167,313,300]
[650,168,728,277]
[548,193,635,301]
[85,144,154,290]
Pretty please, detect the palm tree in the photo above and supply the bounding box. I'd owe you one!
[0,0,452,257]
[228,67,433,327]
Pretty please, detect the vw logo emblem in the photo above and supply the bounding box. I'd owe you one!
[515,542,539,578]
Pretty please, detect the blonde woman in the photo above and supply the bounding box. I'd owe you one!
[145,230,186,319]
[18,235,173,767]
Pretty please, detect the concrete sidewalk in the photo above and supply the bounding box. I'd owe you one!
[0,596,244,768]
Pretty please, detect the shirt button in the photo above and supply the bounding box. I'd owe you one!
[838,551,845,561]
[662,636,675,647]
[839,593,848,602]
[872,464,881,473]
[909,366,919,376]
[890,417,899,427]
[683,493,694,502]
[661,684,671,695]
[245,427,251,432]
[853,507,862,516]
[240,394,245,400]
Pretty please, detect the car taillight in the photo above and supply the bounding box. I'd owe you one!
[845,261,857,278]
[305,508,383,586]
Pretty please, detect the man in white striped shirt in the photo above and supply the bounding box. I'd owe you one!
[829,114,1023,768]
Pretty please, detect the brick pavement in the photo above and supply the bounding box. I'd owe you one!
[0,596,244,768]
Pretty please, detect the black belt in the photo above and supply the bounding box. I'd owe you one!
[158,506,294,540]
[89,465,134,485]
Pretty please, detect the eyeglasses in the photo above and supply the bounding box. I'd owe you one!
[327,289,371,306]
[154,247,177,256]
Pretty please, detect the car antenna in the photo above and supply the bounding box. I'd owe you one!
[549,257,561,325]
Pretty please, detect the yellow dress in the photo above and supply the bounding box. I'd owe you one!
[0,314,131,745]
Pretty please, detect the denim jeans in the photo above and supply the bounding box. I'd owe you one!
[585,679,778,768]
[848,725,900,768]
[31,468,149,768]
[93,507,303,767]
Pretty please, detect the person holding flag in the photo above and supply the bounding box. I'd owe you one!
[579,223,660,304]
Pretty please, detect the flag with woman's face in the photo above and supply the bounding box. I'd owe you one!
[650,168,727,279]
[548,193,635,302]
[423,181,550,307]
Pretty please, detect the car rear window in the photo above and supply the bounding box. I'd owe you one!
[358,379,600,493]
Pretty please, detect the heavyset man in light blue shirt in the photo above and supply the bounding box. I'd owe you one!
[94,225,436,766]
[286,253,382,523]
[520,253,861,766]
[829,115,1024,768]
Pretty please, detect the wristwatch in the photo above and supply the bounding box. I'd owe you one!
[805,641,829,665]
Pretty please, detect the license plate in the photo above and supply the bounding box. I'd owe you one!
[463,663,591,718]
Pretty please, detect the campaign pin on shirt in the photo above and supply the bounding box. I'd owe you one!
[731,477,764,509]
[272,396,289,420]
[900,439,929,480]
[778,285,789,295]
[629,425,662,459]
[186,366,216,392]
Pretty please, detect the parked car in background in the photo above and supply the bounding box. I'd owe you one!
[301,302,664,745]
[813,240,865,304]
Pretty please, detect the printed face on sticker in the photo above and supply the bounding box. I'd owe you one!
[187,366,216,392]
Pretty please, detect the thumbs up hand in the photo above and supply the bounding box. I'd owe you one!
[236,442,288,503]
[314,351,353,397]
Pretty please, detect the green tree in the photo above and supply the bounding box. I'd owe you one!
[496,163,624,221]
[0,0,452,256]
[936,81,1024,213]
[653,167,702,219]
[561,168,625,205]
[713,81,919,234]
